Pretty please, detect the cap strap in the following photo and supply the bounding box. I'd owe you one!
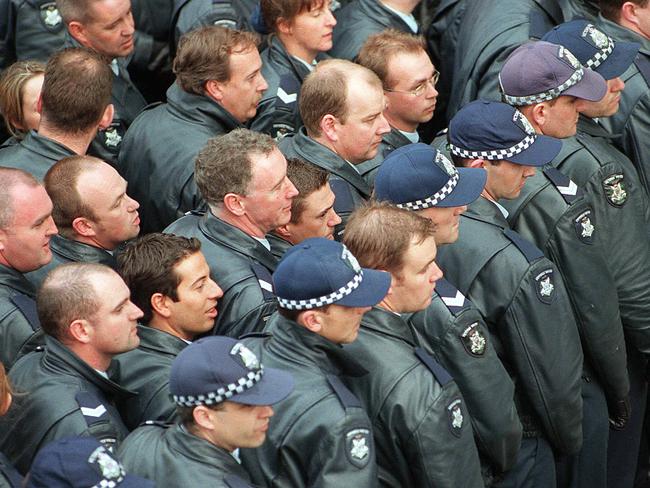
[396,172,460,211]
[277,271,363,310]
[172,367,265,407]
[500,67,584,105]
[448,134,536,161]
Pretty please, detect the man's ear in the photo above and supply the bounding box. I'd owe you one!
[192,405,216,431]
[69,318,92,344]
[71,217,96,238]
[151,292,172,319]
[274,224,292,240]
[68,21,90,47]
[205,80,225,103]
[223,193,245,216]
[467,158,487,169]
[98,104,115,130]
[300,310,323,333]
[320,114,339,142]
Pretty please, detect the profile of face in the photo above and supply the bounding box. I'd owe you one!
[384,50,439,132]
[165,251,223,340]
[417,205,467,245]
[389,236,443,313]
[281,182,341,244]
[70,0,135,59]
[203,401,275,451]
[75,163,140,250]
[0,183,57,272]
[482,160,536,201]
[215,47,268,124]
[578,77,625,118]
[310,304,372,344]
[86,270,143,359]
[537,95,581,138]
[239,148,299,236]
[280,0,337,61]
[330,79,391,163]
[15,73,44,133]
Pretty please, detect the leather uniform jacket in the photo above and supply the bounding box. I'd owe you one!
[0,453,21,488]
[241,313,379,488]
[436,197,584,455]
[119,423,255,487]
[407,279,522,475]
[0,130,74,181]
[343,306,484,488]
[165,211,278,338]
[114,325,188,430]
[0,336,132,474]
[118,82,242,233]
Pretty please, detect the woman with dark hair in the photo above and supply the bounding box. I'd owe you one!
[0,362,22,487]
[0,61,45,145]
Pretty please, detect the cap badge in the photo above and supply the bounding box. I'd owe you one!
[582,24,609,49]
[230,343,260,370]
[341,246,361,273]
[436,152,457,177]
[88,446,125,482]
[512,110,536,135]
[558,46,581,70]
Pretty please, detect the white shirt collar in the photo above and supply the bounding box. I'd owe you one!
[292,55,317,72]
[399,129,420,144]
[252,236,271,251]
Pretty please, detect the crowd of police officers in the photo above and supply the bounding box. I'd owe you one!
[0,0,649,486]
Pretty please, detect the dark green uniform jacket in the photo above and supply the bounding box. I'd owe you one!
[407,279,522,475]
[447,0,563,120]
[0,263,42,370]
[356,127,412,188]
[502,167,629,405]
[241,313,378,488]
[165,211,278,338]
[343,306,484,488]
[551,117,650,359]
[114,325,187,430]
[0,130,74,180]
[119,83,242,233]
[25,234,116,290]
[329,0,417,60]
[0,336,132,474]
[0,453,21,488]
[596,15,650,195]
[266,232,292,261]
[436,197,584,455]
[279,128,371,239]
[251,36,327,140]
[562,0,599,21]
[119,423,255,488]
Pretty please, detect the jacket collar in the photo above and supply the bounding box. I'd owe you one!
[199,211,278,272]
[598,14,650,54]
[0,263,35,298]
[464,196,510,229]
[360,306,419,347]
[577,115,617,139]
[173,423,246,470]
[264,36,326,81]
[50,235,116,267]
[166,83,244,130]
[265,313,368,377]
[358,0,417,31]
[135,325,189,356]
[20,130,76,161]
[534,0,564,25]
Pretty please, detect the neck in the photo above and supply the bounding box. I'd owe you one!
[311,134,350,162]
[378,297,399,314]
[72,235,116,252]
[480,190,498,204]
[619,17,650,40]
[37,123,95,155]
[384,112,414,132]
[381,0,419,14]
[278,35,317,65]
[211,206,268,239]
[67,343,111,372]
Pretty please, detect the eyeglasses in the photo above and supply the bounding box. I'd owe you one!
[384,70,440,97]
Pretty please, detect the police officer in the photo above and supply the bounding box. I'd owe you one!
[330,0,420,60]
[373,144,523,484]
[26,156,140,289]
[118,26,267,233]
[280,59,390,238]
[268,158,340,259]
[356,29,440,187]
[249,0,336,140]
[342,203,484,487]
[0,168,57,369]
[440,100,585,486]
[115,233,223,429]
[119,336,293,487]
[0,48,113,181]
[165,129,298,338]
[0,263,142,474]
[240,237,387,487]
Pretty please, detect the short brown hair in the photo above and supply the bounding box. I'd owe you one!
[195,128,276,206]
[343,202,435,277]
[37,263,114,340]
[41,47,112,133]
[117,233,202,325]
[600,0,648,21]
[44,155,102,239]
[57,0,100,23]
[173,26,260,95]
[357,29,427,88]
[0,60,45,139]
[0,167,40,229]
[261,0,326,32]
[286,158,328,223]
[299,59,382,137]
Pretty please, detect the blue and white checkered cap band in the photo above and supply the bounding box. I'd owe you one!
[396,172,460,211]
[585,38,614,69]
[172,367,264,406]
[501,67,584,105]
[448,134,536,161]
[277,271,364,310]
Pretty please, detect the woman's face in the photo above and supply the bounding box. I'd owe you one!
[16,73,44,132]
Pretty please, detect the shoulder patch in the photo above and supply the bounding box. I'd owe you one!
[573,209,595,244]
[543,167,583,204]
[206,0,240,29]
[250,263,275,300]
[76,391,109,426]
[534,268,555,304]
[98,121,125,151]
[435,278,469,315]
[634,54,650,87]
[11,293,40,331]
[602,173,628,207]
[345,428,372,469]
[276,75,301,108]
[460,322,487,357]
[39,2,63,31]
[446,398,465,437]
[414,347,452,385]
[503,229,544,263]
[327,374,362,409]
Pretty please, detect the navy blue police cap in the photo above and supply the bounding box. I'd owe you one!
[27,436,154,488]
[374,143,486,210]
[273,238,391,310]
[170,336,294,408]
[543,20,639,80]
[448,100,562,166]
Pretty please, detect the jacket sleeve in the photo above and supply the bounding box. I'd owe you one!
[215,278,277,338]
